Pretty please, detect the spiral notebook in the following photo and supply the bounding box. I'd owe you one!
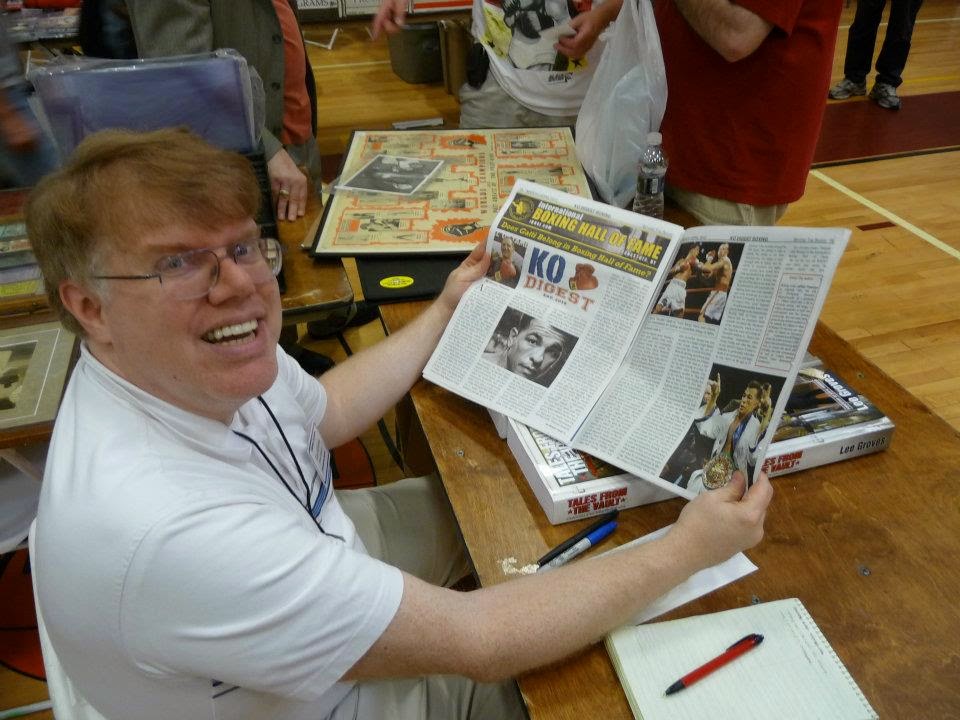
[606,598,877,720]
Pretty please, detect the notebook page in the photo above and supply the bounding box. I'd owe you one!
[606,598,877,720]
[595,525,757,625]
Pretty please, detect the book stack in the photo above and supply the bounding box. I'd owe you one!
[508,366,895,524]
[507,418,676,524]
[0,218,44,304]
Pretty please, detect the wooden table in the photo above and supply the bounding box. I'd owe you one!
[380,302,960,719]
[277,205,354,324]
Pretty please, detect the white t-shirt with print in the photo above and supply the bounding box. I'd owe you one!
[472,0,610,116]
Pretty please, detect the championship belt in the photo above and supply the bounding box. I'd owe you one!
[702,452,734,490]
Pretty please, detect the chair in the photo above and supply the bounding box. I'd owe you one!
[0,441,48,556]
[28,521,110,720]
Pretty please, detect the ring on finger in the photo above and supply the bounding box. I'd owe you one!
[278,188,291,198]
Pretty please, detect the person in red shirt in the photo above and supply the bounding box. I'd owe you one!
[654,0,842,226]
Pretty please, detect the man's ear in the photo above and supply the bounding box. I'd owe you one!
[59,280,111,344]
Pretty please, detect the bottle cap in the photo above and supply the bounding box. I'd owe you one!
[646,131,662,144]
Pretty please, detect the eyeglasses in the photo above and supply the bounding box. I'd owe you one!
[92,237,283,300]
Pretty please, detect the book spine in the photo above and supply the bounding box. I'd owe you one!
[762,422,894,477]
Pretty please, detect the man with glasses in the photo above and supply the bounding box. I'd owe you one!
[28,128,772,720]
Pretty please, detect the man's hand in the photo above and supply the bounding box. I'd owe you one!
[704,372,721,412]
[267,149,308,222]
[555,0,622,59]
[372,0,407,39]
[757,382,774,433]
[436,242,491,313]
[669,471,773,569]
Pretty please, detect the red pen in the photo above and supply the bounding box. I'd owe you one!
[665,633,764,695]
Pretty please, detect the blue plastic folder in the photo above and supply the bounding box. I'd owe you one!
[29,50,259,158]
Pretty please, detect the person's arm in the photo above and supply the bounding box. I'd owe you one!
[371,0,408,39]
[753,384,774,445]
[317,243,489,448]
[671,0,773,62]
[555,0,624,59]
[0,88,40,151]
[702,373,721,416]
[346,471,772,681]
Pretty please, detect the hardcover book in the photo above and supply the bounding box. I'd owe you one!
[760,366,894,476]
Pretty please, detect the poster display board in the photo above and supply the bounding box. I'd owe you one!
[310,127,591,256]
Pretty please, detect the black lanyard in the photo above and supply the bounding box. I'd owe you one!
[233,396,343,541]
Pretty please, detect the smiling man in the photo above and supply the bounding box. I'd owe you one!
[27,128,772,720]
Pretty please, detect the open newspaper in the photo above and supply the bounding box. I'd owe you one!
[423,180,849,499]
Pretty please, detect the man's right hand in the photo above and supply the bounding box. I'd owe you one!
[372,0,407,39]
[436,241,490,314]
[668,471,773,570]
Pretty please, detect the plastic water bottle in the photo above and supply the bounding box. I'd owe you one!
[632,131,667,219]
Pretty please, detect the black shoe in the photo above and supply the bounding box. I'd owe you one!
[307,301,379,339]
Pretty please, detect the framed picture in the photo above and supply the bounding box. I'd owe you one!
[0,321,77,432]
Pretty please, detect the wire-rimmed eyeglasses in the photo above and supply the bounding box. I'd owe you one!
[92,237,283,301]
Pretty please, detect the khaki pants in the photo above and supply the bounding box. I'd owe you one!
[666,185,789,226]
[459,73,578,130]
[334,476,527,720]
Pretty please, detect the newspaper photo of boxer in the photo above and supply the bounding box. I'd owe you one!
[483,307,578,387]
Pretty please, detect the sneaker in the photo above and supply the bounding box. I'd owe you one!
[828,78,867,100]
[869,82,901,110]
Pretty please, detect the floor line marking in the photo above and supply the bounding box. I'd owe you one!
[838,16,960,30]
[313,60,391,70]
[810,169,960,261]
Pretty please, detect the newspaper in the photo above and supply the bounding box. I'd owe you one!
[423,180,849,500]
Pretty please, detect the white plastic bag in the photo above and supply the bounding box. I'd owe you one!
[575,0,667,208]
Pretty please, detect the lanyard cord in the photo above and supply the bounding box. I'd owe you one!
[232,396,343,541]
[257,396,312,507]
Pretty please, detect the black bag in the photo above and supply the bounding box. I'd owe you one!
[465,42,489,89]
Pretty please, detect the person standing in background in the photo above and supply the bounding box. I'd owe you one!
[373,0,623,129]
[827,0,923,110]
[654,0,842,226]
[0,19,57,188]
[123,0,320,222]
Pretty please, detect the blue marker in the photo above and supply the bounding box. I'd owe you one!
[537,520,617,572]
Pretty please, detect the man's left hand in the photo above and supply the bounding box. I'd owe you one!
[267,148,308,221]
[437,242,490,313]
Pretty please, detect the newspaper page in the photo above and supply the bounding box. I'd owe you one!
[572,225,850,499]
[423,180,684,442]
